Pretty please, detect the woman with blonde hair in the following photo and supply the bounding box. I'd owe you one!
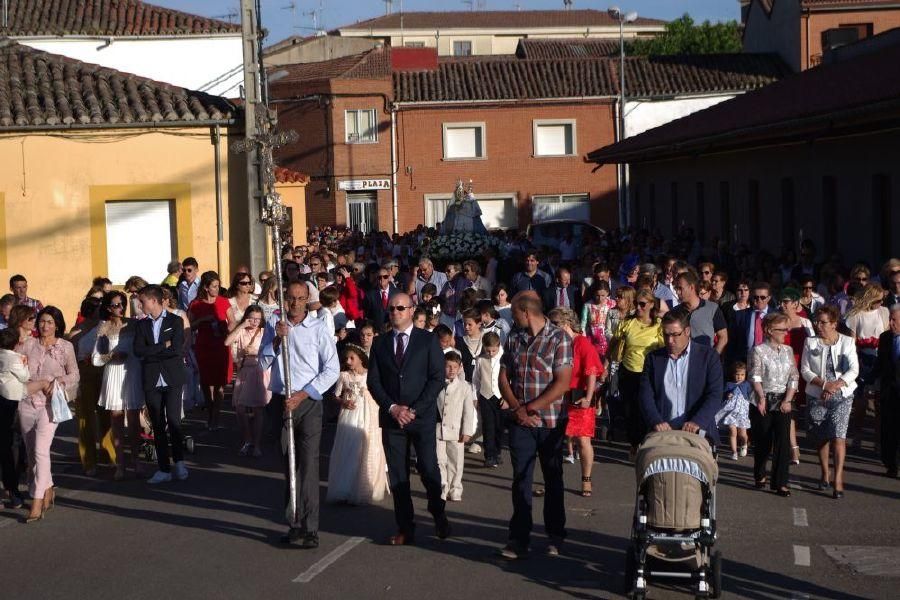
[606,285,635,346]
[123,276,149,319]
[844,283,889,447]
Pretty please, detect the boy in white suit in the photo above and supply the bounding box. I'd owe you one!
[436,351,476,501]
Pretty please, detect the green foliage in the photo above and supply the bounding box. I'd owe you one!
[627,14,742,56]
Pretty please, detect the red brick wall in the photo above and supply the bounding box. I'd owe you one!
[275,97,333,224]
[802,8,900,68]
[395,102,619,233]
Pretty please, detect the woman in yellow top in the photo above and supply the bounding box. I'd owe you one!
[612,288,664,458]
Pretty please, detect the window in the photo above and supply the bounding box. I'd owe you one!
[748,179,761,247]
[719,181,731,243]
[453,41,472,56]
[822,176,838,256]
[442,123,485,160]
[532,194,589,222]
[347,192,378,233]
[404,42,425,48]
[781,178,795,251]
[425,193,517,230]
[695,182,706,243]
[105,200,175,285]
[533,120,576,157]
[345,109,377,143]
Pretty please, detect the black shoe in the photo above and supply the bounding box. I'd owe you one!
[280,527,305,545]
[817,480,831,491]
[300,532,319,549]
[833,490,844,499]
[435,514,451,539]
[885,468,898,479]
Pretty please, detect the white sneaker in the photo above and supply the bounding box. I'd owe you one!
[738,445,748,458]
[731,452,739,461]
[466,443,482,455]
[563,454,576,464]
[448,492,462,502]
[147,470,172,484]
[173,461,189,481]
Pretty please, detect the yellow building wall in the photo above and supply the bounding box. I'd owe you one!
[0,128,233,325]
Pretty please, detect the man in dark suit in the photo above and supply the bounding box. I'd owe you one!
[541,267,582,315]
[133,284,188,484]
[877,306,900,478]
[364,267,399,329]
[639,308,724,445]
[726,282,773,368]
[367,292,449,545]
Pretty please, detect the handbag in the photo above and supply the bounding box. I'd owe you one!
[50,381,73,424]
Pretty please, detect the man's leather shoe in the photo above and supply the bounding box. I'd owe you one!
[388,532,415,546]
[300,532,319,549]
[280,527,305,544]
[435,514,451,540]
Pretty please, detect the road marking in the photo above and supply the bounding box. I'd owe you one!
[293,536,366,583]
[793,508,808,527]
[794,545,811,567]
[791,593,810,599]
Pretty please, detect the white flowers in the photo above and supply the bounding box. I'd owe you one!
[424,232,505,262]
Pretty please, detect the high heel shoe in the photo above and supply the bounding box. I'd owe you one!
[42,487,56,513]
[791,446,801,465]
[25,510,44,523]
[833,489,844,499]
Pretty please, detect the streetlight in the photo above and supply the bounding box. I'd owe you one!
[608,6,637,230]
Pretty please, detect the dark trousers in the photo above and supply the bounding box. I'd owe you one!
[619,368,645,449]
[0,398,22,496]
[383,420,446,536]
[267,393,285,443]
[145,386,184,472]
[479,394,505,460]
[507,420,567,547]
[881,398,899,472]
[283,398,322,532]
[749,404,791,490]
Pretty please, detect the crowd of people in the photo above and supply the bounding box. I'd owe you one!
[0,224,898,556]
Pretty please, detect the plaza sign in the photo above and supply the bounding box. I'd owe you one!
[338,179,391,191]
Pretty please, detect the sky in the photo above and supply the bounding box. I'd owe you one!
[153,0,739,47]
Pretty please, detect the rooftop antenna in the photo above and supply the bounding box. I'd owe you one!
[462,0,474,10]
[3,0,7,28]
[213,7,240,23]
[303,0,326,34]
[384,0,393,15]
[513,2,522,10]
[563,0,573,10]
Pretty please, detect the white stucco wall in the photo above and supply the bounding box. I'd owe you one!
[20,36,243,97]
[624,95,738,138]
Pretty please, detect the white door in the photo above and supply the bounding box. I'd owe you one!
[532,194,590,222]
[105,200,175,285]
[347,192,378,233]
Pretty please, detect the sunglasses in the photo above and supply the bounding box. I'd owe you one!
[238,281,252,286]
[380,275,391,280]
[753,295,769,301]
[701,271,711,275]
[802,286,814,290]
[388,305,411,312]
[109,303,124,309]
[815,320,833,326]
[636,301,649,308]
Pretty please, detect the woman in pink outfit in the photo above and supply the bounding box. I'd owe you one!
[17,306,79,522]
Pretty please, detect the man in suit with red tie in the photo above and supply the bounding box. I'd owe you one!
[367,293,449,545]
[727,282,773,367]
[364,267,398,328]
[541,267,582,315]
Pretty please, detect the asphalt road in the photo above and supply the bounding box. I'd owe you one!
[3,406,899,600]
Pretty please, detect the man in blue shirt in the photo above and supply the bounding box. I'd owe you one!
[176,257,200,311]
[260,281,339,548]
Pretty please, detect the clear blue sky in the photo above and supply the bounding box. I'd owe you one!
[153,0,739,46]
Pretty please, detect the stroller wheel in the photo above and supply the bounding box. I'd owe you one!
[710,550,723,599]
[184,436,196,454]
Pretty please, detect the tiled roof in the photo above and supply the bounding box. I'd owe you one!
[270,48,391,86]
[337,10,665,31]
[275,166,309,184]
[0,42,234,130]
[0,0,241,37]
[515,38,619,59]
[801,0,899,7]
[587,39,900,163]
[394,54,787,103]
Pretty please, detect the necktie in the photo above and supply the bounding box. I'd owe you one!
[382,290,388,309]
[558,287,566,308]
[754,310,764,346]
[395,332,406,367]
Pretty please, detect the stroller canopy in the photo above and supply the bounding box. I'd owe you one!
[636,430,719,486]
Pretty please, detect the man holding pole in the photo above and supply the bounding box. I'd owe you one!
[260,281,339,548]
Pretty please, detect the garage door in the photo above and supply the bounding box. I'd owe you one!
[532,194,590,222]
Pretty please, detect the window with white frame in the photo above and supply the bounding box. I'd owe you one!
[532,194,590,222]
[425,193,517,230]
[533,120,577,157]
[347,191,378,233]
[453,41,473,56]
[442,123,485,160]
[345,109,377,143]
[105,200,175,285]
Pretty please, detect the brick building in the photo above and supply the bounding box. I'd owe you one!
[270,46,785,234]
[743,0,900,71]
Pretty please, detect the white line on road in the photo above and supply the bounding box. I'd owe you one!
[791,593,810,599]
[793,508,808,527]
[793,545,811,567]
[293,537,366,583]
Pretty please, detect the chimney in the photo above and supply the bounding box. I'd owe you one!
[391,46,439,71]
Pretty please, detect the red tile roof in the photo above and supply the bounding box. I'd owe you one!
[756,0,897,15]
[275,167,309,184]
[515,38,620,59]
[0,42,234,130]
[394,54,787,103]
[587,39,900,164]
[337,10,665,31]
[0,0,241,37]
[270,48,391,86]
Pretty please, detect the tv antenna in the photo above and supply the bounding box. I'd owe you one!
[213,6,239,23]
[304,0,326,34]
[563,0,574,10]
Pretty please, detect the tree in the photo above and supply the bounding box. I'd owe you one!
[627,14,742,56]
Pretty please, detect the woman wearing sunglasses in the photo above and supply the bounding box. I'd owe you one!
[93,291,145,480]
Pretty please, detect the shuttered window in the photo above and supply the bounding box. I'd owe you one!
[443,123,485,159]
[105,200,175,285]
[533,120,576,156]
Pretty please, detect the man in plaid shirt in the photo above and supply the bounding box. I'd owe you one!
[498,291,573,559]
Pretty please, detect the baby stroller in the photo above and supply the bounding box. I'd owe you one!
[138,406,195,463]
[624,430,721,599]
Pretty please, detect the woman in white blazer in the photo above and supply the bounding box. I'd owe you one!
[800,305,859,499]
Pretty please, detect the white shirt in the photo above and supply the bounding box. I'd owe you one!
[393,323,415,355]
[663,343,691,422]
